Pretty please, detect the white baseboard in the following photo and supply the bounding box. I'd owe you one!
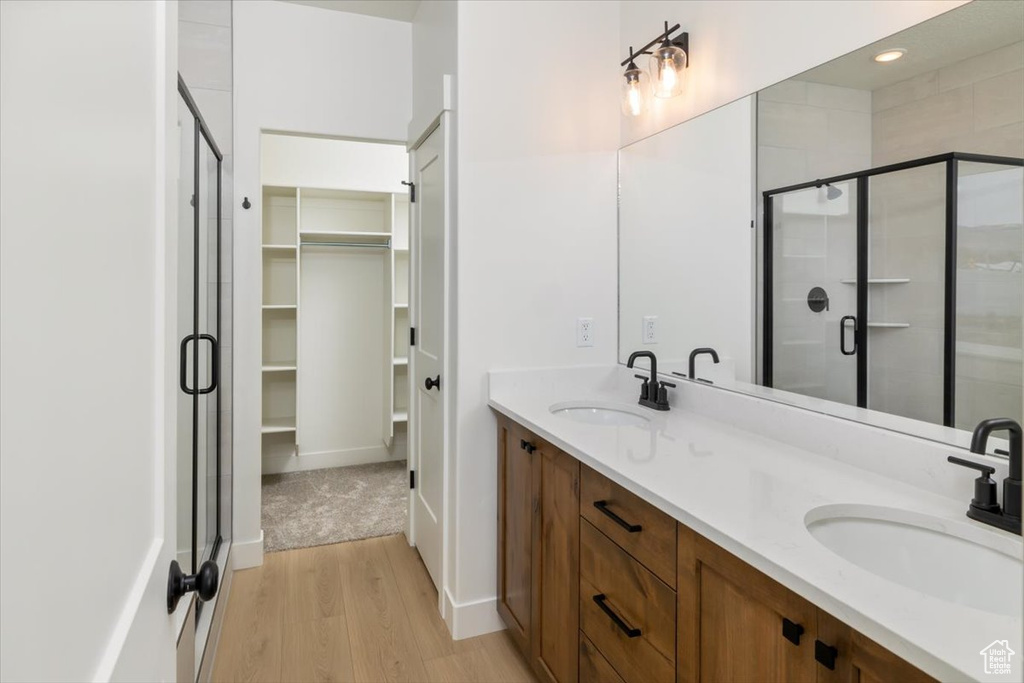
[263,443,405,475]
[231,531,263,570]
[443,588,506,641]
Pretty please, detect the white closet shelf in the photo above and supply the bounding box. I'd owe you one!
[839,278,910,284]
[262,304,297,310]
[262,362,297,372]
[393,357,409,366]
[298,230,391,245]
[394,247,410,253]
[393,411,408,423]
[394,302,409,309]
[263,244,297,251]
[262,417,296,434]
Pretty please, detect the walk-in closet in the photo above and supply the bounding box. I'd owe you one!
[258,133,410,552]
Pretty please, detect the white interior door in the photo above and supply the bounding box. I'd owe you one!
[411,122,447,591]
[0,1,180,680]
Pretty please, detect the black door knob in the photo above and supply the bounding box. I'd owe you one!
[425,375,441,391]
[167,559,219,613]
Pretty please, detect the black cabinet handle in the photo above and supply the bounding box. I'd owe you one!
[519,439,536,454]
[593,594,641,638]
[840,315,858,356]
[425,375,441,391]
[782,617,804,646]
[815,640,838,670]
[593,500,643,533]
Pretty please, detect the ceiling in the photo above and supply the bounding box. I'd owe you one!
[279,0,421,23]
[796,0,1024,91]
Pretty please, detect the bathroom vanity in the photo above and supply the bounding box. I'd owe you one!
[489,366,1021,683]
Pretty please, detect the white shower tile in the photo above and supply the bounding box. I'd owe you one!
[179,21,232,92]
[180,0,231,27]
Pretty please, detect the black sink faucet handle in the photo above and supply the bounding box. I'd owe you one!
[634,374,650,401]
[948,456,1000,512]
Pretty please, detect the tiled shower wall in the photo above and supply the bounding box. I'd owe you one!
[180,0,234,540]
[757,81,872,400]
[869,41,1023,428]
[760,40,1023,427]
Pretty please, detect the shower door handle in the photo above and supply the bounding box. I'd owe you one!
[197,334,218,394]
[179,334,219,394]
[840,316,858,356]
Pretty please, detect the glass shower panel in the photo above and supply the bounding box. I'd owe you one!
[865,163,946,424]
[176,102,196,576]
[955,162,1023,430]
[771,181,858,404]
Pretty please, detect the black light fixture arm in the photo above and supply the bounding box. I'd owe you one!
[620,21,689,67]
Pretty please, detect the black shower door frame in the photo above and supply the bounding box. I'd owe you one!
[762,151,1024,428]
[178,74,224,574]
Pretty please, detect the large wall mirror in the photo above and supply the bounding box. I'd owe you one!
[619,0,1023,450]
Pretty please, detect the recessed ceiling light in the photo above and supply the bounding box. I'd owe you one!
[873,48,907,63]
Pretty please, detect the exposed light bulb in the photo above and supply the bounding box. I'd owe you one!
[649,37,686,99]
[658,55,678,93]
[626,80,643,116]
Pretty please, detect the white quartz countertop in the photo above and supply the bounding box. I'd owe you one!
[488,365,1022,683]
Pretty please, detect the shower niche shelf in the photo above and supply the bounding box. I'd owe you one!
[839,278,911,284]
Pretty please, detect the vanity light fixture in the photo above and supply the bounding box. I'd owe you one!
[873,48,907,63]
[620,21,689,110]
[621,47,650,117]
[649,21,688,98]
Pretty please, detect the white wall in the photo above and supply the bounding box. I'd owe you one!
[619,96,754,381]
[435,0,975,641]
[619,0,969,147]
[410,0,457,140]
[233,0,411,567]
[1,1,178,679]
[450,0,622,634]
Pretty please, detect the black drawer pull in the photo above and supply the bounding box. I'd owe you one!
[519,439,536,454]
[593,500,642,533]
[593,594,641,638]
[815,640,838,670]
[782,617,804,646]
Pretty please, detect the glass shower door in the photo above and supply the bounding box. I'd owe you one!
[768,181,859,406]
[865,163,946,424]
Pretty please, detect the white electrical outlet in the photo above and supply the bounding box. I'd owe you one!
[642,316,658,344]
[577,318,594,347]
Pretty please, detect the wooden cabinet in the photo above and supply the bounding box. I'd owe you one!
[496,416,580,683]
[496,419,533,655]
[677,525,935,683]
[496,414,937,683]
[678,525,816,683]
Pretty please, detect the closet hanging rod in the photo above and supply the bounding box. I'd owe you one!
[300,240,391,249]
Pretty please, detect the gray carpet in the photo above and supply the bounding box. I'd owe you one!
[262,460,408,553]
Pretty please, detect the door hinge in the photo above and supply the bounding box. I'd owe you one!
[402,180,416,203]
[410,327,416,347]
[410,469,416,489]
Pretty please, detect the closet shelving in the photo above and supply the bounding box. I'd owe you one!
[261,185,411,456]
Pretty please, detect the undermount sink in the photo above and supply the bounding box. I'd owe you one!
[549,401,651,427]
[806,504,1023,616]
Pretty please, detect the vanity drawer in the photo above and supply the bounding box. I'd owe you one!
[580,632,625,683]
[580,520,676,683]
[580,465,676,587]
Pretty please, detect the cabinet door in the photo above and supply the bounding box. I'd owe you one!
[496,418,533,656]
[816,611,936,683]
[679,526,817,683]
[531,441,580,683]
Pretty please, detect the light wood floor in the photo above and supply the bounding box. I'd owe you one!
[212,534,537,682]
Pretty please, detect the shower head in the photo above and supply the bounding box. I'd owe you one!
[816,181,843,201]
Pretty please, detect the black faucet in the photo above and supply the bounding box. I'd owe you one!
[688,347,720,383]
[626,350,675,411]
[947,418,1021,535]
